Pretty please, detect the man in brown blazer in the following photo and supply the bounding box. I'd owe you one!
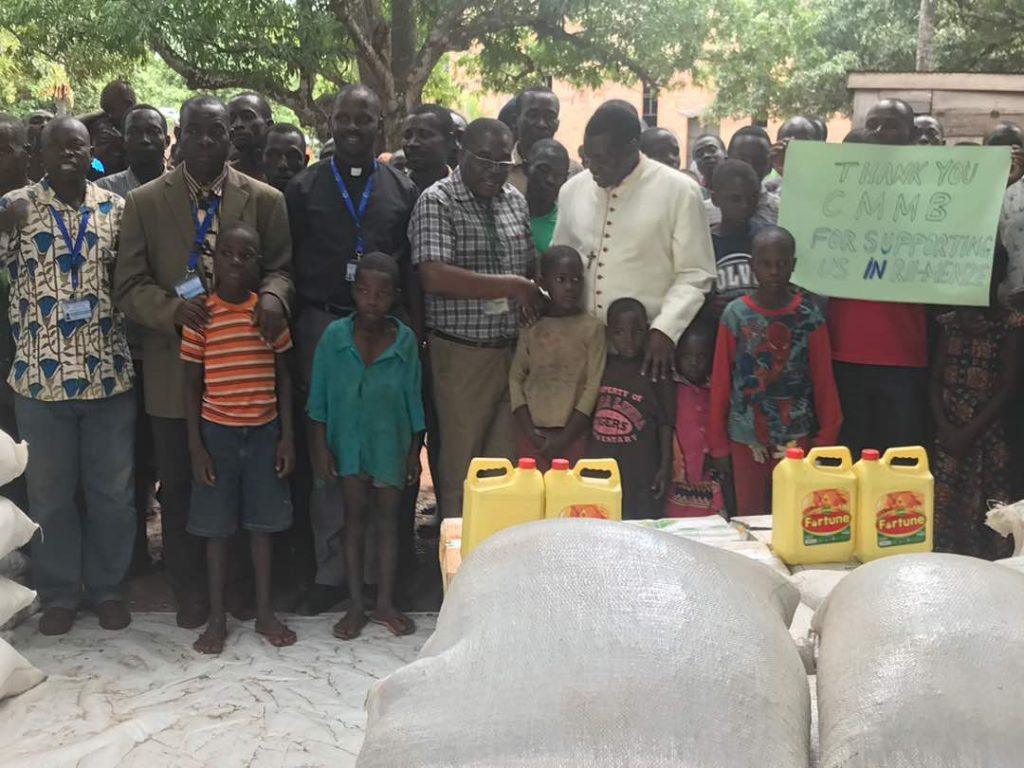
[115,95,292,628]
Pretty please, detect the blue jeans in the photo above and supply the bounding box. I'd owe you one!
[15,392,136,609]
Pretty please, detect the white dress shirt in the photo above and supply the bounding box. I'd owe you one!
[552,154,715,342]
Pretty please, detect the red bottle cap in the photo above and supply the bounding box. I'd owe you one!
[786,447,805,460]
[518,457,538,470]
[551,459,570,470]
[861,449,880,461]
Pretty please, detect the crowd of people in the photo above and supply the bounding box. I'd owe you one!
[0,77,1023,653]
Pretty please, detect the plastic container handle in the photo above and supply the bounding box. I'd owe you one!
[572,458,621,485]
[465,458,514,484]
[881,446,930,473]
[806,446,853,471]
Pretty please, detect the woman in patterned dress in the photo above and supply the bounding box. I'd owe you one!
[931,255,1024,559]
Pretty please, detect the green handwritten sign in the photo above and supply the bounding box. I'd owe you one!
[779,142,1010,306]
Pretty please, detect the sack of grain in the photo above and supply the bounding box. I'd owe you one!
[359,519,810,768]
[813,553,1024,768]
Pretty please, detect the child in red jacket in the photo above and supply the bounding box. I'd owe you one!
[709,227,842,517]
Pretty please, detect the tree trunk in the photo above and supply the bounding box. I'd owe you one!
[916,0,938,72]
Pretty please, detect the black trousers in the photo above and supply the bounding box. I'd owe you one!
[834,362,929,460]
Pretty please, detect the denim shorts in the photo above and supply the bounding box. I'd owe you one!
[187,418,293,537]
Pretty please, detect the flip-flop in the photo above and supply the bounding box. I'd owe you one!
[332,612,368,641]
[256,623,297,648]
[367,609,416,637]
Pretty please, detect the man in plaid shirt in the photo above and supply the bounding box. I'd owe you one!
[410,117,542,519]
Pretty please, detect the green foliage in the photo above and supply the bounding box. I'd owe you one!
[701,0,1024,121]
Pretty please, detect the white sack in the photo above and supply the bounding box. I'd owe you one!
[0,636,44,701]
[0,550,28,581]
[986,500,1024,556]
[359,519,810,768]
[0,578,34,626]
[0,497,37,560]
[0,430,28,487]
[813,553,1024,768]
[996,555,1024,576]
[788,569,849,611]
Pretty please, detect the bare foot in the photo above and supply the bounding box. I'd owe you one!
[332,609,368,641]
[368,607,416,637]
[255,615,297,648]
[194,615,227,654]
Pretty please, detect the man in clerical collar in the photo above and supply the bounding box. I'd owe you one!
[115,94,293,630]
[229,91,274,182]
[261,123,308,193]
[0,116,136,636]
[401,103,455,195]
[507,86,582,194]
[285,84,418,616]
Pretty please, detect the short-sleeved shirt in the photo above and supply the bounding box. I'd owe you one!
[712,222,762,302]
[306,316,425,488]
[409,168,535,342]
[508,312,606,428]
[180,293,292,427]
[0,179,133,401]
[286,159,417,312]
[587,354,669,519]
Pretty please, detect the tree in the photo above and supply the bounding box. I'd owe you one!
[1,0,714,145]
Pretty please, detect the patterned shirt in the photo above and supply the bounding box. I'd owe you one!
[182,164,228,286]
[0,180,133,401]
[709,292,841,455]
[180,293,292,427]
[409,168,535,341]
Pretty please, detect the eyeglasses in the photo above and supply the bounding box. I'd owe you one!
[467,151,514,172]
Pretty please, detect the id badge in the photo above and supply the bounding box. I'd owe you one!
[483,298,510,315]
[346,261,358,282]
[175,274,205,300]
[61,298,92,322]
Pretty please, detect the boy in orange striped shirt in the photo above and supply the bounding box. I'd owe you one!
[181,221,296,654]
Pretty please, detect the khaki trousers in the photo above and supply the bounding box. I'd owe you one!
[429,334,515,518]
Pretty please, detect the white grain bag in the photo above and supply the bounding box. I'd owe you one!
[0,636,44,700]
[0,578,34,626]
[359,519,810,768]
[0,497,36,560]
[813,553,1024,768]
[0,430,28,486]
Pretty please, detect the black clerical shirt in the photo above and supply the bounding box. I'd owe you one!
[285,159,417,312]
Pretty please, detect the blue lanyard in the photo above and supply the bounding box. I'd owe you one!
[189,197,221,273]
[330,159,377,256]
[48,206,91,291]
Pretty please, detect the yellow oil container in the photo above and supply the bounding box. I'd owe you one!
[771,447,856,565]
[460,457,545,558]
[853,446,933,562]
[543,458,623,521]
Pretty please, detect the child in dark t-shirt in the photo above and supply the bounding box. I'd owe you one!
[588,298,675,519]
[709,159,764,318]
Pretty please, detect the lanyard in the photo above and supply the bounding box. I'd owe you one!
[189,197,221,273]
[330,159,377,256]
[49,206,91,291]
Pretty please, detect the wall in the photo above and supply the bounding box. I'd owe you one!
[468,75,851,163]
